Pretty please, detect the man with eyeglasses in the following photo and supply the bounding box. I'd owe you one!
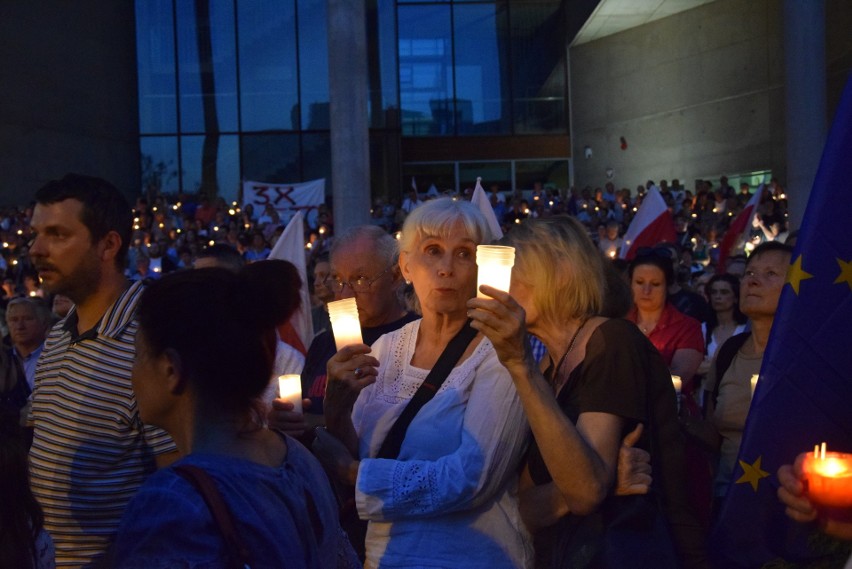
[269,225,418,438]
[266,225,417,561]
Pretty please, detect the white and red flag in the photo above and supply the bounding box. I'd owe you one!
[717,184,764,271]
[269,210,314,353]
[619,187,677,260]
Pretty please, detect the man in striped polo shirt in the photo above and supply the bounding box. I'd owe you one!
[28,174,177,567]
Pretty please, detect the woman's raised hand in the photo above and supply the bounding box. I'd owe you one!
[467,284,530,373]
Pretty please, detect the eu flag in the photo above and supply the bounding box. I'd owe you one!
[710,73,852,566]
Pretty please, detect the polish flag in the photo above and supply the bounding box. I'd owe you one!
[619,187,677,260]
[471,177,503,241]
[717,184,764,272]
[269,210,314,353]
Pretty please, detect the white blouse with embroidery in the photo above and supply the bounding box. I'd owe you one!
[352,320,533,568]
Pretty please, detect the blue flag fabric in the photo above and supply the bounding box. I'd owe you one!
[711,73,852,566]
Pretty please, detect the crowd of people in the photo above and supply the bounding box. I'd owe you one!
[0,171,845,569]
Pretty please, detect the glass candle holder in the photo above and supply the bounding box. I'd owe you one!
[327,297,363,351]
[476,245,515,298]
[803,443,852,513]
[277,374,302,414]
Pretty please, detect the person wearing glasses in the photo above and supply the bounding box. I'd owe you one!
[266,225,417,561]
[275,225,419,439]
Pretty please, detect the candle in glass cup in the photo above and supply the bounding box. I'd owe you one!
[802,442,852,509]
[327,297,363,351]
[476,245,515,298]
[277,374,303,414]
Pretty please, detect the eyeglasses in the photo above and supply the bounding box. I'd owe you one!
[331,264,394,293]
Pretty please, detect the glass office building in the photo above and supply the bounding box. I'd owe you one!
[135,0,570,202]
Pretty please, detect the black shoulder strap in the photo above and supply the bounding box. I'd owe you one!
[711,332,752,407]
[376,320,479,460]
[174,464,252,569]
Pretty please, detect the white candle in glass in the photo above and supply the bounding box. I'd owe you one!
[476,245,515,298]
[277,374,303,414]
[327,297,363,351]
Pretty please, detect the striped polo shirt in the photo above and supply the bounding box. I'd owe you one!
[28,280,176,568]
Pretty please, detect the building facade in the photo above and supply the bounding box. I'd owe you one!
[134,0,572,203]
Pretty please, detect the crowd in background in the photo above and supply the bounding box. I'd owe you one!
[0,175,790,306]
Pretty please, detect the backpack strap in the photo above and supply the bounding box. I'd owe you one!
[174,464,252,569]
[710,332,752,408]
[376,320,478,460]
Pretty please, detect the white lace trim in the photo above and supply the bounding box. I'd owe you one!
[374,320,490,403]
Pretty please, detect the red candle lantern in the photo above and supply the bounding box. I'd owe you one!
[803,443,852,517]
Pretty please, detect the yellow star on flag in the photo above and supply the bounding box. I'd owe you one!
[835,258,852,291]
[736,455,771,492]
[786,255,813,295]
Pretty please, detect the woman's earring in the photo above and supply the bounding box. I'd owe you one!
[405,279,411,285]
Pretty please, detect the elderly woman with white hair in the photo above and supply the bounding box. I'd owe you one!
[316,198,533,568]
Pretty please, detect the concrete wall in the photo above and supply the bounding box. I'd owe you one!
[0,1,140,206]
[570,0,785,192]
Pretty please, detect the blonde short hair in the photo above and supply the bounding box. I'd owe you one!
[399,198,493,254]
[503,216,605,325]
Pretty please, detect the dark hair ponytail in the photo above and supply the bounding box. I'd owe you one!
[137,263,301,413]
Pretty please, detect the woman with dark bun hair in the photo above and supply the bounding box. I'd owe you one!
[110,267,358,569]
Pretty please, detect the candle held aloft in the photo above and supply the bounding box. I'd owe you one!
[277,374,303,414]
[803,442,852,509]
[327,298,363,351]
[476,245,515,299]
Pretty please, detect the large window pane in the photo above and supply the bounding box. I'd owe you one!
[237,0,299,131]
[398,5,452,136]
[301,133,332,193]
[368,0,399,128]
[453,3,510,135]
[136,0,177,134]
[403,163,456,195]
[298,0,330,129]
[515,159,569,191]
[510,2,567,133]
[458,161,511,192]
[140,136,180,195]
[180,135,240,201]
[176,0,238,133]
[241,134,301,182]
